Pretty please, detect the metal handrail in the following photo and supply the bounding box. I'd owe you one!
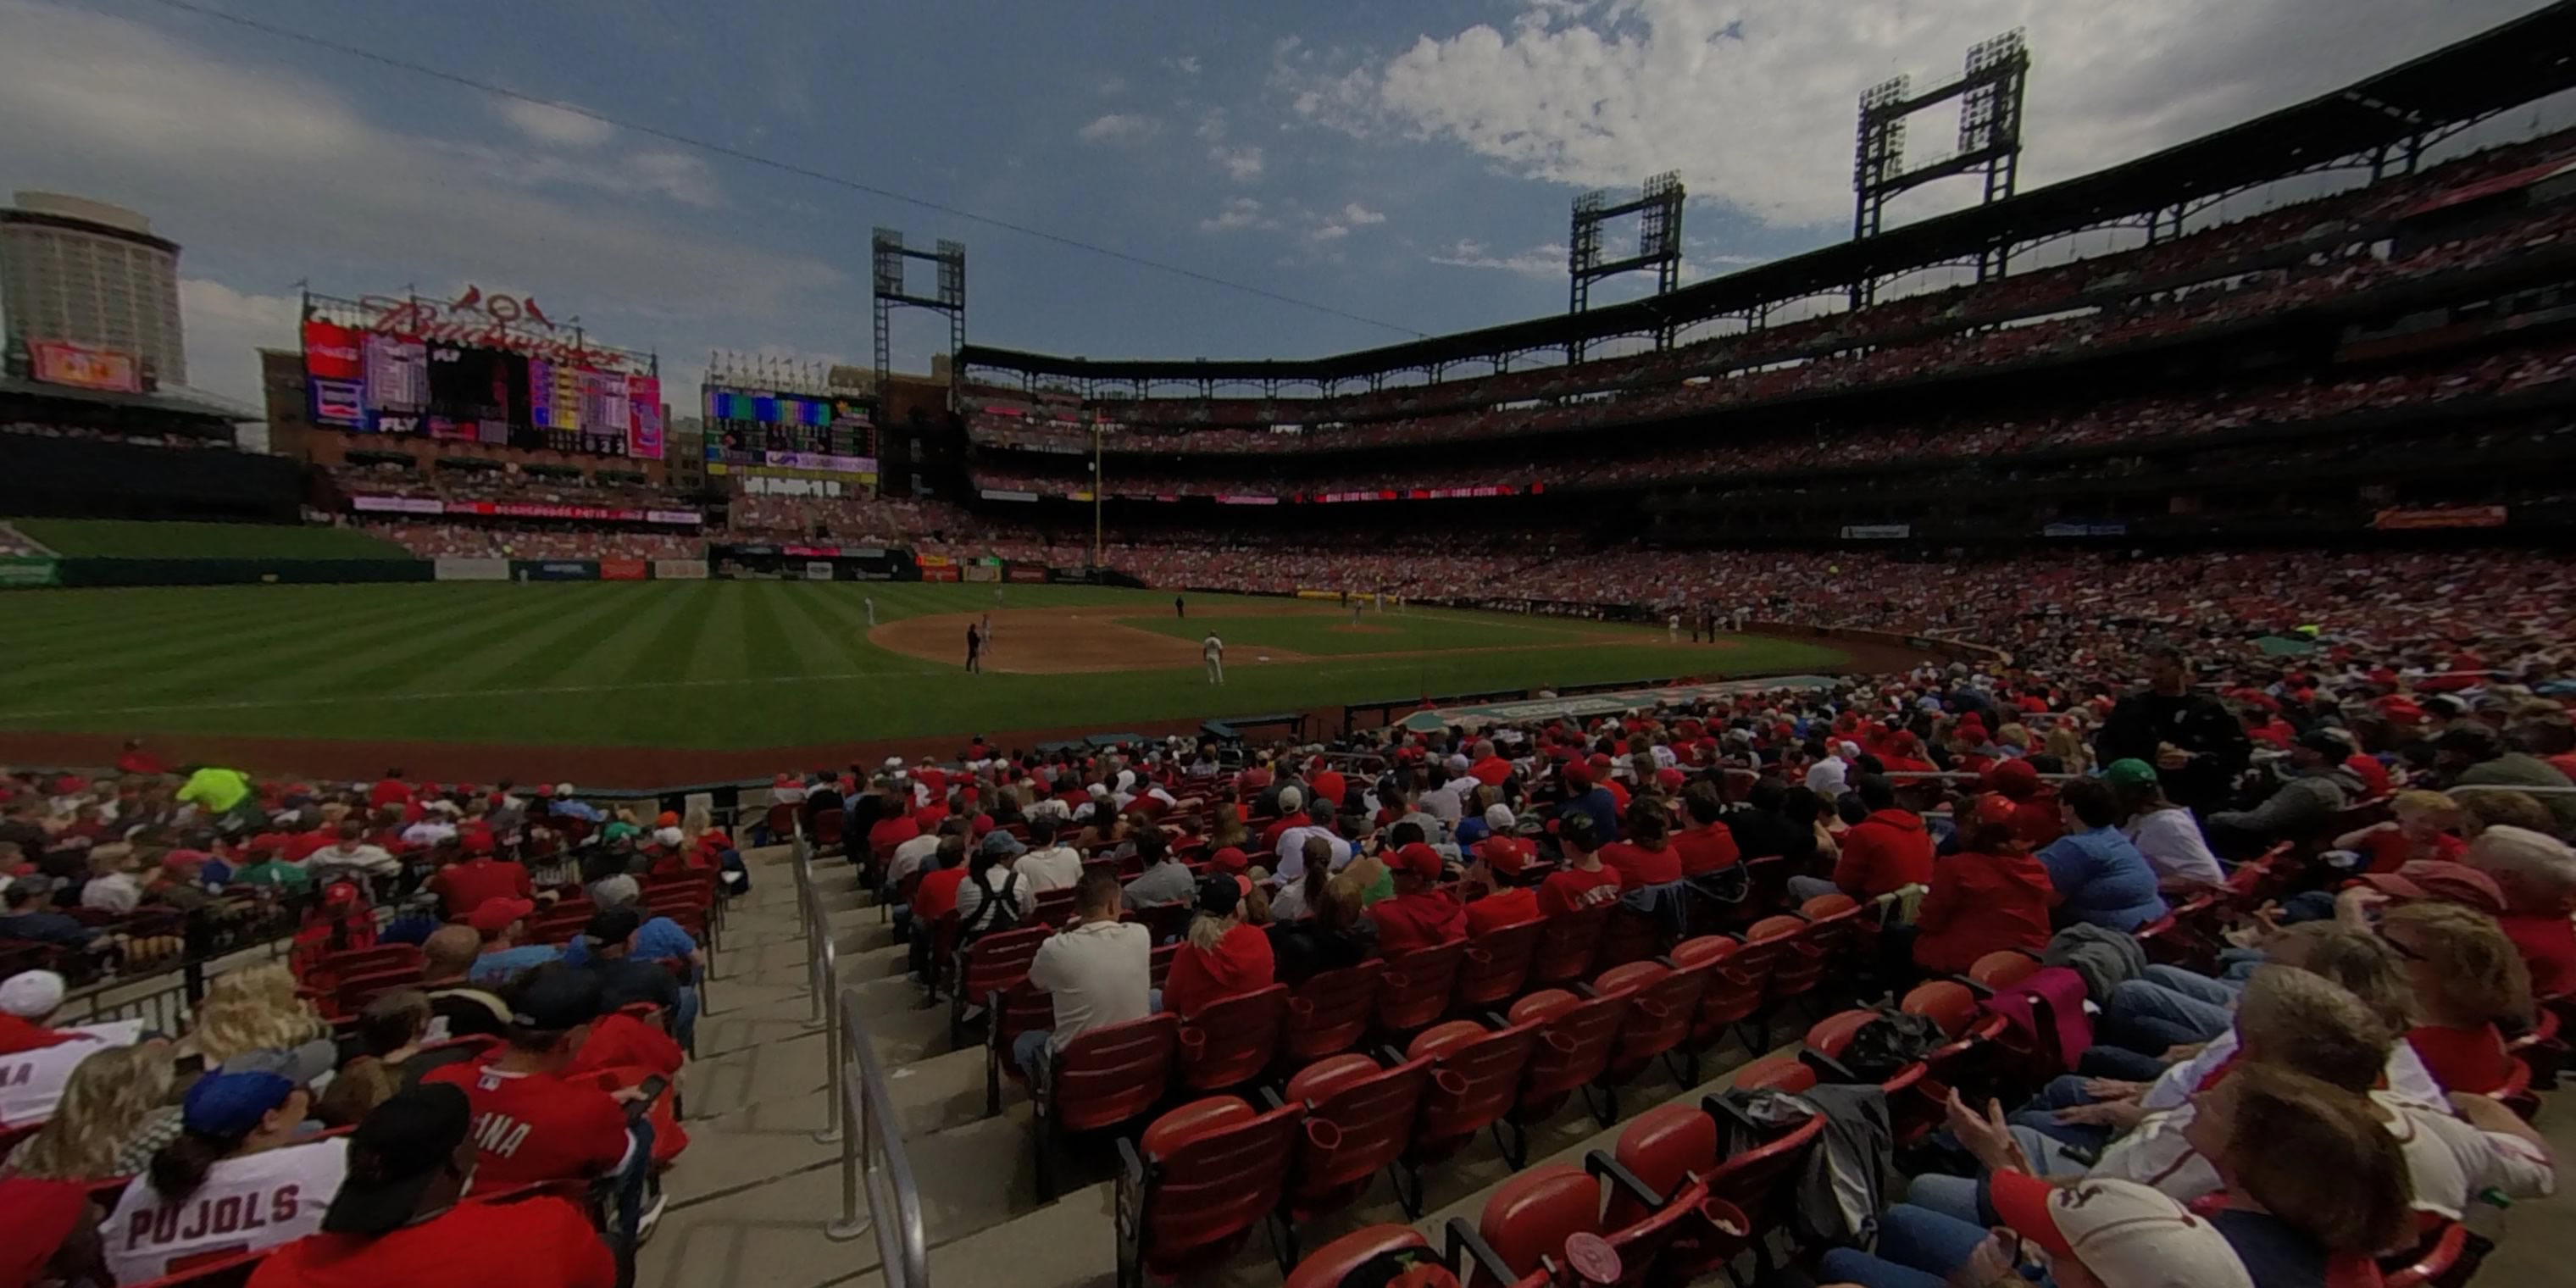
[791,830,930,1277]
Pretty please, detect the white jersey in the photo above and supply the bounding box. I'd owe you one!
[1203,636,1223,661]
[0,1020,145,1126]
[104,1137,347,1285]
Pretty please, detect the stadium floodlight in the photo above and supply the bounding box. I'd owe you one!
[1567,175,1687,358]
[873,228,968,391]
[1850,32,2032,301]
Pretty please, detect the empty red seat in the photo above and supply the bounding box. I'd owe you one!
[1528,904,1611,990]
[1592,907,1663,972]
[1375,941,1468,1036]
[985,980,1058,1114]
[1731,1052,1816,1094]
[1118,1095,1306,1280]
[1456,919,1545,1011]
[1507,992,1629,1162]
[1613,1096,1828,1283]
[951,924,1052,1048]
[1459,1159,1730,1288]
[1796,893,1868,968]
[1178,984,1287,1093]
[1035,1013,1179,1199]
[1669,937,1768,1058]
[1596,961,1708,1085]
[1407,1020,1540,1166]
[810,807,845,852]
[1284,1052,1439,1228]
[1284,1225,1436,1288]
[1281,962,1384,1066]
[1802,1008,1940,1141]
[1965,948,2041,991]
[1746,915,1824,1020]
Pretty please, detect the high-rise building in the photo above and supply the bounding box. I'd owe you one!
[0,192,186,385]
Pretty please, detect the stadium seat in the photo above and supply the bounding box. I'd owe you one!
[1034,1013,1179,1200]
[1405,1019,1540,1171]
[1901,980,2011,1102]
[1963,948,2042,991]
[1744,915,1825,1042]
[1528,903,1611,991]
[1455,919,1545,1011]
[2381,1219,2473,1288]
[1115,1095,1305,1282]
[1461,1156,1736,1288]
[1374,941,1468,1038]
[810,807,846,855]
[985,980,1057,1115]
[1284,1225,1436,1288]
[1796,892,1869,974]
[1280,962,1385,1067]
[951,924,1051,1049]
[1283,1052,1439,1223]
[1611,1096,1829,1282]
[1731,1052,1817,1094]
[1505,991,1629,1162]
[1592,906,1663,972]
[1669,935,1769,1059]
[1176,983,1287,1094]
[1802,1008,1941,1143]
[1595,960,1708,1086]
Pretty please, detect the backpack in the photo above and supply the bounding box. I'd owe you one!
[1839,1013,1945,1084]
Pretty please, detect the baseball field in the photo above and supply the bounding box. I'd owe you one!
[0,581,1868,783]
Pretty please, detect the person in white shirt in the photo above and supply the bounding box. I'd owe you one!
[2107,760,2228,889]
[78,845,142,914]
[1017,872,1150,1080]
[399,805,459,851]
[0,972,145,1126]
[1013,818,1085,894]
[1273,824,1352,883]
[1203,633,1224,686]
[304,823,398,879]
[104,1067,346,1285]
[886,824,949,886]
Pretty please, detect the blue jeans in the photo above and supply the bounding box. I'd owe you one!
[673,985,700,1050]
[612,1118,655,1259]
[1818,1204,2051,1288]
[2008,1074,2112,1154]
[2096,973,2234,1055]
[1013,1028,1053,1085]
[2076,1045,2171,1082]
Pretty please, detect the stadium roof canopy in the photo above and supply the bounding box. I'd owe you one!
[962,0,2576,386]
[0,375,263,423]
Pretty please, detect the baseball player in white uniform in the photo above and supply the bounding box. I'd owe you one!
[1203,632,1224,685]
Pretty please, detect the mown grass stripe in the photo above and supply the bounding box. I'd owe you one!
[137,588,585,704]
[322,586,642,696]
[0,586,449,697]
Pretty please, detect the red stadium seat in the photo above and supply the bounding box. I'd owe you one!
[1730,1052,1816,1094]
[1902,980,2012,1102]
[985,980,1057,1115]
[1461,1158,1735,1288]
[1406,1019,1540,1168]
[1280,962,1384,1067]
[1596,960,1708,1086]
[1592,907,1663,972]
[810,807,846,854]
[1285,1225,1439,1288]
[1455,919,1545,1011]
[950,924,1051,1049]
[1964,947,2042,991]
[1115,1095,1306,1281]
[1612,1096,1828,1282]
[1374,941,1468,1037]
[1035,1013,1178,1199]
[1669,935,1769,1059]
[1283,1052,1438,1224]
[1177,984,1287,1093]
[1528,904,1611,991]
[1796,892,1868,973]
[1505,991,1629,1162]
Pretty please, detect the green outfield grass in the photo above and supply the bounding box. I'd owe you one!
[11,519,410,559]
[0,582,1849,750]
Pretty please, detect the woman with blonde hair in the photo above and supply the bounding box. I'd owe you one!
[3,1042,180,1180]
[2379,902,2534,1094]
[2043,722,2091,774]
[1207,802,1249,852]
[1161,874,1274,1020]
[182,962,329,1066]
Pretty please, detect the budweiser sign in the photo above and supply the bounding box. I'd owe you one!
[347,286,649,374]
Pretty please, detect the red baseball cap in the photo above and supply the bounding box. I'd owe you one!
[1971,792,2019,828]
[1656,767,1685,792]
[1474,836,1535,876]
[1207,846,1249,874]
[466,897,536,935]
[1394,842,1445,881]
[2360,862,2505,915]
[1563,760,1595,789]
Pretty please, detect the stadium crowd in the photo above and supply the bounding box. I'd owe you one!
[1,765,729,1286]
[356,520,702,561]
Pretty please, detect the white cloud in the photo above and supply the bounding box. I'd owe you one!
[1279,0,2553,229]
[496,98,614,148]
[1078,112,1163,143]
[0,2,843,322]
[1210,144,1266,181]
[1429,238,1568,278]
[1341,202,1386,226]
[177,278,299,408]
[1310,224,1349,242]
[1167,55,1203,77]
[1199,197,1268,232]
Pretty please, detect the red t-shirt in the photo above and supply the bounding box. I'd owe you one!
[2497,912,2576,1001]
[1466,887,1541,935]
[1368,891,1468,956]
[1310,771,1346,809]
[913,868,968,923]
[1537,866,1624,918]
[1597,841,1682,886]
[429,859,534,919]
[368,779,412,808]
[2405,1023,2515,1094]
[1469,758,1513,787]
[246,1195,613,1288]
[285,830,336,864]
[866,816,919,857]
[1160,923,1275,1019]
[1669,822,1740,876]
[2359,828,2465,874]
[1261,813,1312,851]
[421,1058,630,1188]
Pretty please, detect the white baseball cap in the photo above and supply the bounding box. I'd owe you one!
[1990,1174,2253,1288]
[0,969,68,1019]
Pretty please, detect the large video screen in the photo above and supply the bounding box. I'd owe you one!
[702,386,874,464]
[303,315,662,458]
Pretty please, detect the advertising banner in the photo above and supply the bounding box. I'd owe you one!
[299,323,363,382]
[963,563,1001,583]
[981,488,1040,502]
[0,557,60,587]
[804,561,837,580]
[627,375,664,460]
[598,558,649,581]
[31,340,144,392]
[516,560,600,581]
[920,565,961,583]
[1006,565,1050,584]
[763,450,877,474]
[2372,505,2507,530]
[2042,521,2129,537]
[1839,524,1912,539]
[914,554,953,568]
[352,495,445,514]
[432,556,511,581]
[652,558,708,580]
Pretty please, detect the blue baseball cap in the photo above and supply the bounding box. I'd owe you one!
[182,1069,298,1137]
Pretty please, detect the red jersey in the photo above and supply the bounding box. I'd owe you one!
[1911,851,2055,976]
[913,868,967,923]
[284,830,336,864]
[421,1058,630,1188]
[1469,758,1513,787]
[1597,841,1682,886]
[1466,887,1541,935]
[2498,912,2576,1001]
[368,779,412,808]
[246,1195,613,1288]
[429,859,534,919]
[1669,823,1740,876]
[866,815,919,857]
[1368,891,1468,956]
[1537,866,1624,918]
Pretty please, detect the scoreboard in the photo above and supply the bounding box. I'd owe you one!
[702,385,874,464]
[301,314,661,458]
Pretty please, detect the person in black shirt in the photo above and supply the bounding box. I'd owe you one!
[801,770,845,830]
[2095,645,2250,815]
[578,907,681,1017]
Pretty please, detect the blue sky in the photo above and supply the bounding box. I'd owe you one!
[0,0,2556,407]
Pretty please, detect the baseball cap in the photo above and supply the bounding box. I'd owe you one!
[583,905,644,946]
[1563,760,1595,789]
[1394,842,1445,881]
[2102,758,2159,788]
[183,1069,301,1137]
[465,896,536,935]
[506,965,606,1032]
[222,1039,337,1088]
[0,969,66,1019]
[1474,836,1535,877]
[322,1084,473,1235]
[979,830,1027,859]
[2361,862,2506,916]
[1194,874,1246,918]
[2294,728,2353,758]
[1206,846,1249,874]
[1987,1173,2253,1288]
[1987,758,2040,796]
[1970,793,2020,829]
